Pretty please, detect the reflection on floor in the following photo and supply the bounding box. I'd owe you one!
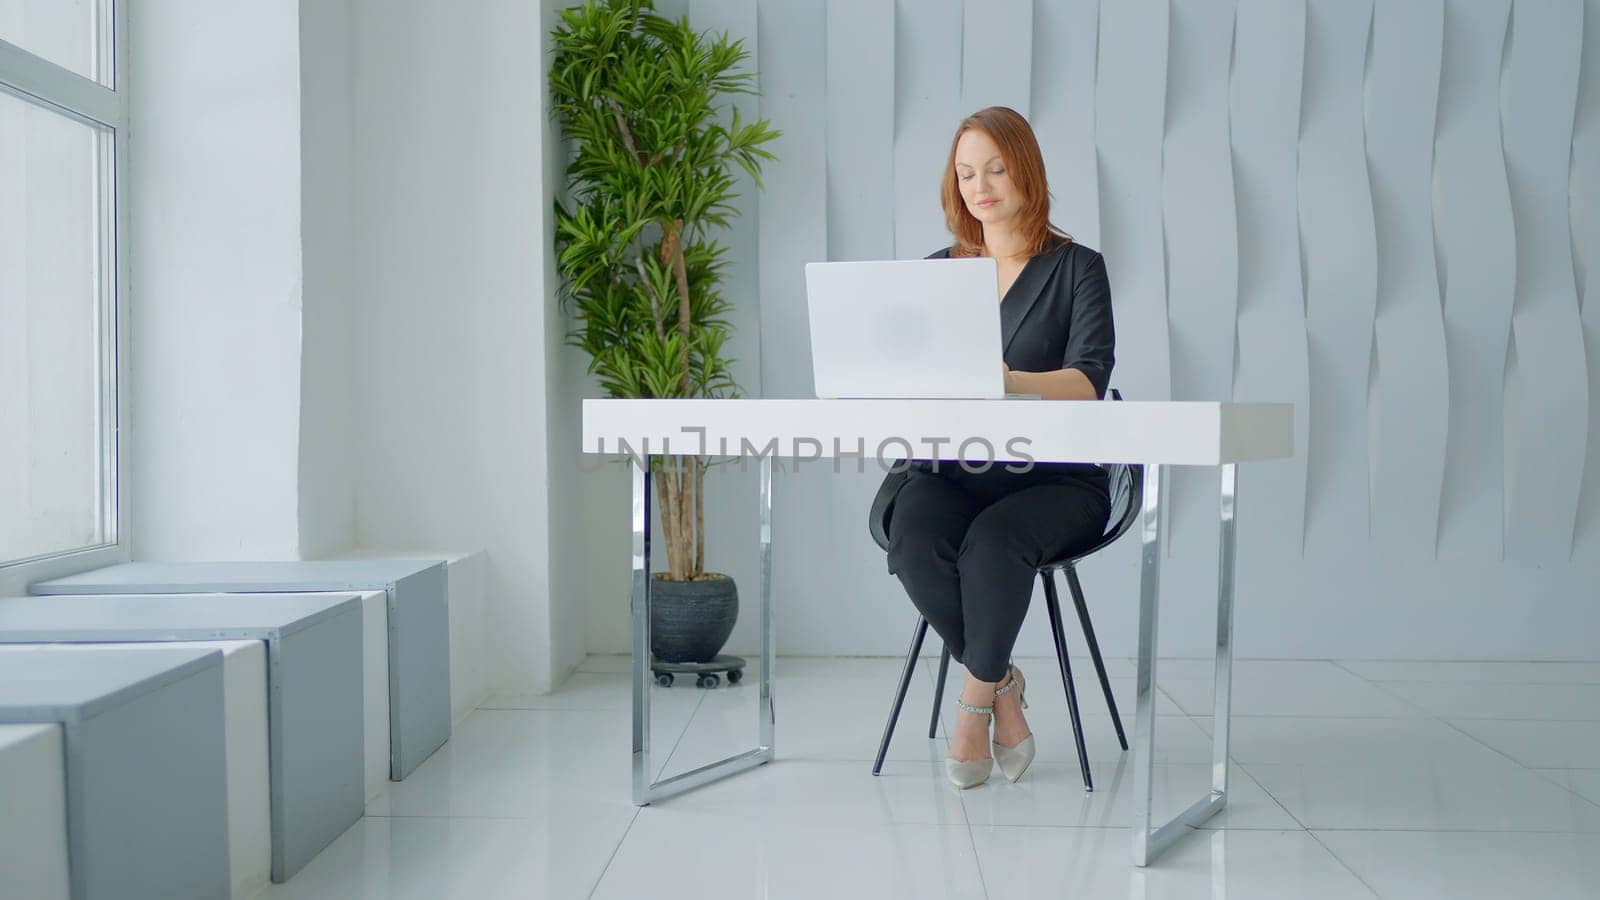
[261,655,1600,899]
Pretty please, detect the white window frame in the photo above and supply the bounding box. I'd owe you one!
[0,1,130,594]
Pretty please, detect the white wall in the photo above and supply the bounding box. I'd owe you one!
[297,0,358,561]
[128,0,304,560]
[583,0,1600,662]
[122,0,565,693]
[117,0,1595,689]
[340,0,558,693]
[541,0,589,688]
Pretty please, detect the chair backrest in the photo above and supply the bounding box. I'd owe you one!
[1045,388,1145,568]
[868,467,909,553]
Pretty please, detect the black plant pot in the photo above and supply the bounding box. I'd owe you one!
[649,573,738,664]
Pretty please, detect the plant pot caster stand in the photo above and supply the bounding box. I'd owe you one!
[651,654,746,688]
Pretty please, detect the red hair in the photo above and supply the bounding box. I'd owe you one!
[940,106,1071,258]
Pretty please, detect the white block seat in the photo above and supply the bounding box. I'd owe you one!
[34,560,450,780]
[0,646,230,900]
[0,723,71,900]
[0,592,365,884]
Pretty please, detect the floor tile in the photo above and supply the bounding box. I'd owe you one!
[576,654,939,681]
[576,654,635,674]
[1314,830,1600,900]
[590,813,986,900]
[1020,713,1213,767]
[1156,659,1346,682]
[1373,681,1600,721]
[1445,719,1600,769]
[481,672,637,710]
[1534,769,1600,805]
[639,758,967,826]
[767,655,939,681]
[1191,716,1509,766]
[1161,665,1426,718]
[653,680,771,778]
[970,827,1379,899]
[673,667,952,763]
[366,707,695,818]
[257,813,634,900]
[1243,759,1600,831]
[1336,660,1600,684]
[272,656,1600,898]
[929,664,1183,743]
[959,760,1299,830]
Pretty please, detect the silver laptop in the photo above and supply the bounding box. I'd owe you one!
[805,257,1021,399]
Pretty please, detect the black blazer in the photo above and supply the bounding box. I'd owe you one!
[924,237,1116,398]
[868,238,1117,550]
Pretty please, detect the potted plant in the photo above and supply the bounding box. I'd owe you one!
[549,0,780,670]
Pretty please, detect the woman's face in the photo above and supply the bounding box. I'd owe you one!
[954,129,1016,226]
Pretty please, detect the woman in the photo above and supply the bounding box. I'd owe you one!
[883,106,1115,789]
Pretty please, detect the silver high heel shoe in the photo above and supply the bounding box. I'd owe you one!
[991,663,1035,783]
[946,695,995,789]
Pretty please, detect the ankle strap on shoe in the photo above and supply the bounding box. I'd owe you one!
[993,667,1021,700]
[953,698,993,715]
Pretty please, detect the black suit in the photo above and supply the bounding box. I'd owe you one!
[880,238,1115,683]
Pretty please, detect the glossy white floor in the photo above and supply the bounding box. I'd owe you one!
[259,655,1600,899]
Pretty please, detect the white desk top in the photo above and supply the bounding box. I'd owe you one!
[582,399,1292,466]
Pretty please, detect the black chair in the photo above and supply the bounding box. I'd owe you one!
[866,389,1143,791]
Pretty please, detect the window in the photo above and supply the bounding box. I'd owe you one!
[0,0,126,585]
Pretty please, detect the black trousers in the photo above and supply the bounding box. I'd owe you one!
[885,461,1112,683]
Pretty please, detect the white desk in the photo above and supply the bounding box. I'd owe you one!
[582,398,1294,866]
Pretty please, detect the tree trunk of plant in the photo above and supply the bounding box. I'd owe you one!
[693,456,705,574]
[654,458,677,579]
[653,454,706,581]
[660,219,693,393]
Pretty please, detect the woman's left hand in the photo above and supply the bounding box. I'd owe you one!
[1002,361,1013,392]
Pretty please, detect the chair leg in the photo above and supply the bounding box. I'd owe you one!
[1065,565,1129,751]
[930,645,951,739]
[874,614,930,776]
[1043,571,1094,791]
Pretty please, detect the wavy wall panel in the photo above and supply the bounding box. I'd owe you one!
[961,0,1032,118]
[1300,0,1378,554]
[826,0,895,263]
[691,0,762,397]
[755,0,839,651]
[1366,1,1450,559]
[892,0,963,259]
[1433,0,1518,559]
[822,0,903,636]
[1162,0,1237,561]
[1573,0,1600,557]
[1094,0,1171,408]
[1502,0,1589,563]
[1030,0,1103,250]
[1229,0,1310,557]
[686,0,773,667]
[756,0,826,400]
[600,0,1600,662]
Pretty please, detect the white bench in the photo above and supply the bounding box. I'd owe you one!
[0,646,230,900]
[34,559,451,779]
[0,592,365,884]
[75,640,269,899]
[0,723,71,900]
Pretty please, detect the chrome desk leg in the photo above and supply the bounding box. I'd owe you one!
[632,455,775,807]
[1130,463,1238,865]
[1212,465,1238,797]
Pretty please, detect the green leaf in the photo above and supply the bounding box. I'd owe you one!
[550,0,780,404]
